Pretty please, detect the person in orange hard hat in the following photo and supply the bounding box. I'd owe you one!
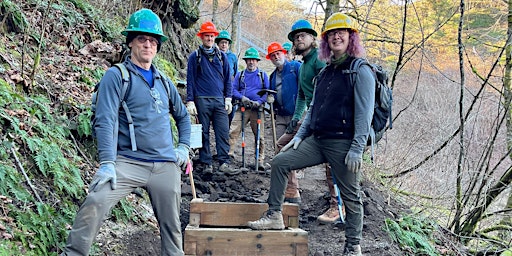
[265,42,301,140]
[186,21,238,175]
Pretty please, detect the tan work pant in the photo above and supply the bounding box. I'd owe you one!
[229,108,265,163]
[62,156,184,256]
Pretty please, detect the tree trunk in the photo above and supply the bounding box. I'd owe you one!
[147,0,201,77]
[231,0,241,55]
[324,0,339,26]
[212,0,218,24]
[501,0,512,241]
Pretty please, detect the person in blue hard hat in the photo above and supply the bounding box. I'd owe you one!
[61,8,191,256]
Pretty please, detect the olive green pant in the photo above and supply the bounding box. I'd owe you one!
[268,136,363,246]
[62,156,183,256]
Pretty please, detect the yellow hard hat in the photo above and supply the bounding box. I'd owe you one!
[321,12,358,37]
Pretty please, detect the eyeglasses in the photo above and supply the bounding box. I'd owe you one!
[293,32,309,41]
[327,30,349,39]
[135,35,159,46]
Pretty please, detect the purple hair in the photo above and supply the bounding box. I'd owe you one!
[319,30,366,63]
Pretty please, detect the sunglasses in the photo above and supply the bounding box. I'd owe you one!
[135,35,159,46]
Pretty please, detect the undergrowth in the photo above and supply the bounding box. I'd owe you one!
[384,214,440,256]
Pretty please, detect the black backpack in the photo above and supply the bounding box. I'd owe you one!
[90,63,173,151]
[238,69,265,91]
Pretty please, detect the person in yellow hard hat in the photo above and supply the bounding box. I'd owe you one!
[248,13,373,256]
[61,9,191,256]
[186,21,237,175]
[273,19,340,224]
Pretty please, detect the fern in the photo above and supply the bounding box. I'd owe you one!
[384,215,439,256]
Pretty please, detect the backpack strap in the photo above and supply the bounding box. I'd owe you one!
[238,70,246,94]
[114,63,137,151]
[195,49,202,74]
[342,58,377,161]
[258,71,265,89]
[157,70,175,113]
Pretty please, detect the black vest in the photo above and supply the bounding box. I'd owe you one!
[310,57,355,139]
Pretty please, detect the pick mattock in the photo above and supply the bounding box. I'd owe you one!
[331,170,345,224]
[258,89,277,150]
[254,104,263,172]
[240,105,249,171]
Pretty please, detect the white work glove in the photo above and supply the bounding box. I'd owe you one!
[90,162,117,191]
[186,101,197,115]
[175,143,190,170]
[225,98,233,114]
[241,96,251,107]
[345,151,362,173]
[281,137,302,152]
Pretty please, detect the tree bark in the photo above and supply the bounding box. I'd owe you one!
[231,0,241,55]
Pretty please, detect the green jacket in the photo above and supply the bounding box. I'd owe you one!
[293,48,326,120]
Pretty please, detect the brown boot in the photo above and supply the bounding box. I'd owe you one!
[317,206,340,224]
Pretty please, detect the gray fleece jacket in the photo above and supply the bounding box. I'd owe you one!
[94,56,191,163]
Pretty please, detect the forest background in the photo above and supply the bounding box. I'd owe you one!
[0,0,511,255]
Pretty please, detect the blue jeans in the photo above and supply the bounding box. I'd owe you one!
[268,136,363,246]
[195,97,230,165]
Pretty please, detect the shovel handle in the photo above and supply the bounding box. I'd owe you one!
[186,161,197,199]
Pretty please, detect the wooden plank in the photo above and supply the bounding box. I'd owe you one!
[189,201,299,228]
[184,225,308,256]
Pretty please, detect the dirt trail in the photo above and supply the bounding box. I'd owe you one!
[98,114,409,255]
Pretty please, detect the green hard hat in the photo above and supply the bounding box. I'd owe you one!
[282,42,293,52]
[243,47,260,60]
[215,30,232,43]
[122,8,168,42]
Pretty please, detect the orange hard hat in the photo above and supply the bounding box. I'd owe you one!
[265,42,287,59]
[197,21,219,37]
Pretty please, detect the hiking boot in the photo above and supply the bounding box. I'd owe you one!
[247,210,285,230]
[219,163,241,175]
[317,206,340,224]
[284,197,301,204]
[342,244,362,256]
[204,164,213,174]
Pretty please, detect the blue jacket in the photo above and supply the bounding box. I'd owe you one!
[186,47,232,101]
[225,50,238,78]
[232,68,269,105]
[269,60,301,116]
[95,56,191,162]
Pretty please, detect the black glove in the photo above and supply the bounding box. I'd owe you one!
[285,119,299,134]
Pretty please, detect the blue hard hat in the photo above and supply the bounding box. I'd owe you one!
[287,19,317,41]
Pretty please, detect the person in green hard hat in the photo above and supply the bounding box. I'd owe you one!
[61,9,191,256]
[228,47,270,170]
[215,30,238,79]
[282,41,294,61]
[215,30,239,127]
